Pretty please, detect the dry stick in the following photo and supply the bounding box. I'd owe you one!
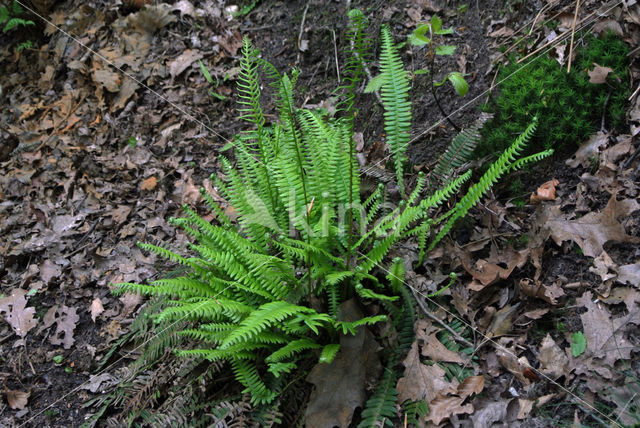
[410,287,473,348]
[332,29,341,84]
[517,8,597,65]
[567,0,581,73]
[296,1,310,65]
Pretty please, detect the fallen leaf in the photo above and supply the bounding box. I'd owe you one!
[588,63,614,84]
[92,68,121,92]
[396,342,454,404]
[576,291,640,365]
[416,319,467,364]
[80,373,116,393]
[426,394,474,425]
[169,49,203,80]
[539,334,568,377]
[566,131,609,169]
[305,299,381,428]
[617,263,640,286]
[530,179,559,204]
[0,289,38,338]
[520,279,565,305]
[37,305,79,349]
[5,388,30,410]
[540,194,640,258]
[141,176,157,191]
[486,303,521,337]
[517,399,535,419]
[91,298,104,322]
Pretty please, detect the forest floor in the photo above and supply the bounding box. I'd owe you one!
[1,0,639,427]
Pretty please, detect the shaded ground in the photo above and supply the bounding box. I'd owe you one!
[1,0,639,426]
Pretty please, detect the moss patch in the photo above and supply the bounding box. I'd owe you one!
[478,31,629,158]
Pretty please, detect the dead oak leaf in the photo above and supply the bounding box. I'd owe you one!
[588,63,614,84]
[577,291,640,366]
[538,334,568,378]
[425,376,484,425]
[5,388,30,410]
[169,49,203,80]
[37,305,79,349]
[566,131,609,169]
[617,262,640,286]
[0,289,38,338]
[396,342,455,404]
[458,245,528,290]
[305,299,381,428]
[540,194,640,258]
[426,394,474,425]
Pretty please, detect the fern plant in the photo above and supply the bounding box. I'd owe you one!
[114,11,552,414]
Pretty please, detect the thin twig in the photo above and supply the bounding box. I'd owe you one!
[296,1,310,65]
[410,287,474,348]
[567,0,581,73]
[332,29,340,84]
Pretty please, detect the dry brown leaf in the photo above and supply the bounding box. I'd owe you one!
[396,342,455,404]
[520,279,565,305]
[566,131,609,169]
[169,49,203,79]
[426,394,474,425]
[92,68,121,93]
[305,299,381,428]
[0,289,38,338]
[486,303,521,338]
[530,179,559,204]
[37,305,79,349]
[588,63,614,84]
[577,291,639,365]
[541,194,640,258]
[458,245,528,290]
[593,19,624,36]
[539,334,568,378]
[141,176,157,191]
[5,388,30,410]
[416,319,467,364]
[457,375,485,398]
[617,263,640,286]
[91,298,104,322]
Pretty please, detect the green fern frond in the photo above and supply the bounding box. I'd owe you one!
[265,338,322,363]
[379,25,412,196]
[358,366,398,427]
[433,113,492,184]
[220,301,315,348]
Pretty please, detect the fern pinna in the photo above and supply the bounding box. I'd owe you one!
[114,14,552,417]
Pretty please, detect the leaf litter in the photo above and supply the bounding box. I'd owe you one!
[0,0,639,426]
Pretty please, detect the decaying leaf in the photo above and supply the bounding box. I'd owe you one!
[588,63,614,84]
[416,319,467,364]
[539,334,568,377]
[576,291,640,366]
[617,262,640,286]
[530,179,559,204]
[539,194,640,258]
[169,49,204,80]
[5,388,30,410]
[520,279,565,305]
[91,298,104,322]
[37,305,79,349]
[305,299,381,428]
[0,289,38,339]
[396,342,454,404]
[425,376,484,425]
[566,131,609,169]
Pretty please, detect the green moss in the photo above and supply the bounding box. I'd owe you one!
[478,31,629,157]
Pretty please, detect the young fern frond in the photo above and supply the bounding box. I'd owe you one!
[379,25,411,196]
[429,117,552,251]
[433,112,492,184]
